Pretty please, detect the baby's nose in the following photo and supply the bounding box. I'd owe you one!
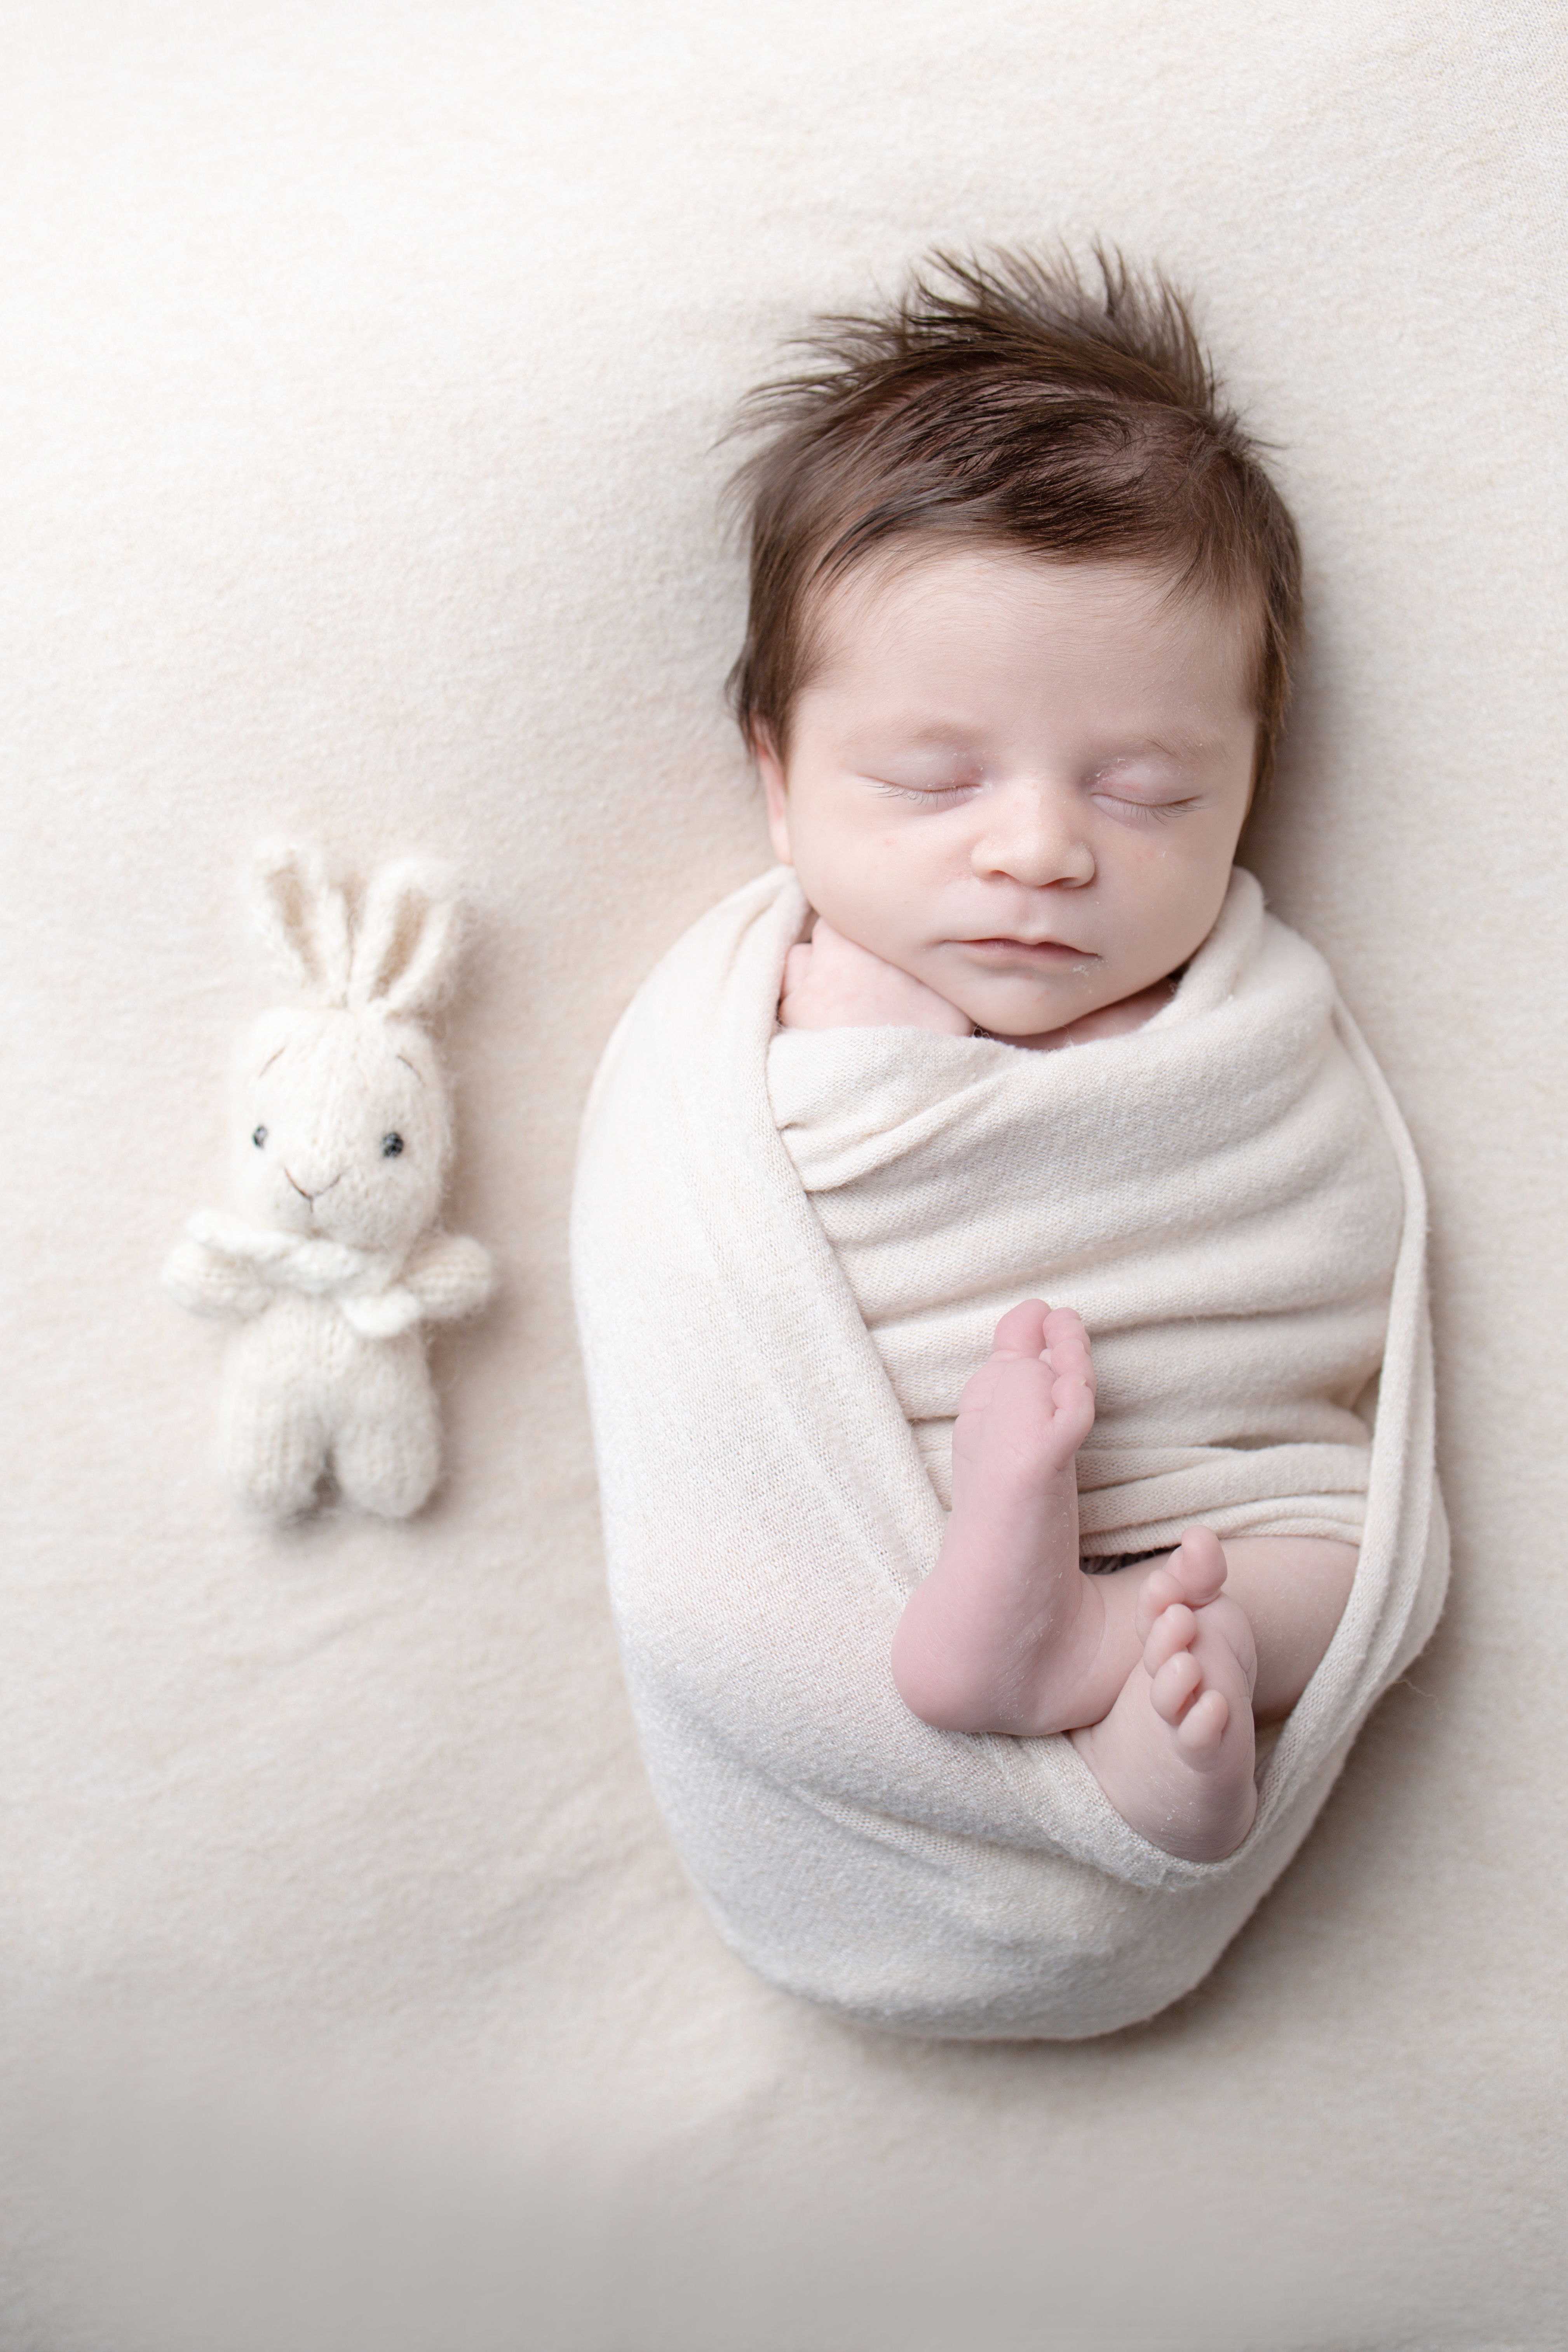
[972,785,1095,887]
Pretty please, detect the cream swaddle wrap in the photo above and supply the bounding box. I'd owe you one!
[573,866,1447,2039]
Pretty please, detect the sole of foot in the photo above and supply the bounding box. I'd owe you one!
[1072,1528,1260,1861]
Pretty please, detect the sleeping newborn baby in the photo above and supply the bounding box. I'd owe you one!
[743,254,1400,1864]
[575,251,1441,2030]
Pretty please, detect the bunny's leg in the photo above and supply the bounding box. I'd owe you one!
[331,1336,442,1519]
[220,1366,327,1517]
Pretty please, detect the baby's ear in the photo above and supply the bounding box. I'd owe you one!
[251,843,352,1004]
[348,857,463,1018]
[753,727,793,864]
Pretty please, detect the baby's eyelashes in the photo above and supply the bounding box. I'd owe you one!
[1089,789,1201,824]
[868,775,1198,824]
[872,778,982,801]
[1084,754,1202,817]
[862,760,986,797]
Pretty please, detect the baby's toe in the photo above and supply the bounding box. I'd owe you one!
[1170,1527,1227,1608]
[1134,1564,1186,1643]
[1148,1649,1204,1727]
[1141,1599,1199,1676]
[1042,1308,1093,1382]
[1174,1687,1231,1754]
[990,1298,1051,1361]
[1049,1372,1096,1448]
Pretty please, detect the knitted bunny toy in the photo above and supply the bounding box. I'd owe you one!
[163,844,493,1519]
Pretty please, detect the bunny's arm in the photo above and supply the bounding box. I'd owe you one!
[162,1235,273,1322]
[401,1231,494,1321]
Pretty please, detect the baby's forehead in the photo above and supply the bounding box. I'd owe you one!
[823,537,1250,625]
[799,542,1262,704]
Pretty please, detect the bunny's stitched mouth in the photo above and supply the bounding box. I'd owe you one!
[285,1170,342,1204]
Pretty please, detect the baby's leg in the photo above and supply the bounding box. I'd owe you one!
[1071,1529,1260,1862]
[891,1303,1343,1859]
[892,1301,1124,1735]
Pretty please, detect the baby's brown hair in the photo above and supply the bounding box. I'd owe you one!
[727,249,1302,791]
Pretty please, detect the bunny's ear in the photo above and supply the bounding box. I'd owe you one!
[347,857,463,1017]
[251,842,352,1004]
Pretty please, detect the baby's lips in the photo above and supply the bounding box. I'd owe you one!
[956,934,1092,956]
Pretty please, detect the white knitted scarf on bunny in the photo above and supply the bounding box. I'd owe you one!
[571,866,1448,2040]
[183,1210,422,1336]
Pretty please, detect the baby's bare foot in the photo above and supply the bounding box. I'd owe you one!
[951,1297,1096,1487]
[892,1301,1103,1733]
[1072,1529,1260,1861]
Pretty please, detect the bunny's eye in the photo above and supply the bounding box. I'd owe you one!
[381,1132,404,1159]
[252,1126,268,1149]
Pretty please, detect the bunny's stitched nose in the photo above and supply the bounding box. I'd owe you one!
[284,1168,342,1203]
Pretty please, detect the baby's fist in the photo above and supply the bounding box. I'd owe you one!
[778,920,972,1035]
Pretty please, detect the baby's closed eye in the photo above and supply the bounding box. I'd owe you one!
[869,773,984,802]
[1090,788,1202,823]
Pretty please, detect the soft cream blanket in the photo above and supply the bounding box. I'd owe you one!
[572,867,1447,2038]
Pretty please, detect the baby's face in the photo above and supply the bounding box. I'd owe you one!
[759,547,1260,1040]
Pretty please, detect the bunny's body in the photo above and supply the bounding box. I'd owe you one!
[218,1291,440,1520]
[164,850,492,1520]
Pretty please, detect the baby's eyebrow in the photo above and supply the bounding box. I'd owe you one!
[859,723,985,753]
[257,1045,287,1077]
[396,1053,423,1083]
[1092,731,1214,764]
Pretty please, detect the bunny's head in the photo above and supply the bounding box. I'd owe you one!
[230,845,463,1256]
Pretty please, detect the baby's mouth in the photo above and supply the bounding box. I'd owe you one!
[960,936,1095,964]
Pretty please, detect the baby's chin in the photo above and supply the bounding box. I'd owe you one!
[937,956,1162,1035]
[953,972,1179,1048]
[942,983,1096,1040]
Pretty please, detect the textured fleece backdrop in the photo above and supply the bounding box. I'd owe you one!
[3,3,1564,2347]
